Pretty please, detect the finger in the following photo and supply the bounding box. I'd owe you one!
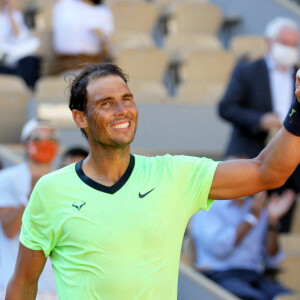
[295,69,300,99]
[282,193,295,204]
[278,192,295,211]
[282,189,296,199]
[280,197,294,213]
[269,193,279,205]
[295,90,300,101]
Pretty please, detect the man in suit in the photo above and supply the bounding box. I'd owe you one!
[219,17,300,232]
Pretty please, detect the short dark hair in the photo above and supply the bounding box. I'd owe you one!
[69,63,128,112]
[68,63,129,139]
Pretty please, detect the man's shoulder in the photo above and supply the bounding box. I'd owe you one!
[250,58,267,70]
[134,154,216,169]
[133,153,169,163]
[232,58,267,83]
[37,163,77,188]
[133,154,169,170]
[134,153,193,164]
[235,58,266,72]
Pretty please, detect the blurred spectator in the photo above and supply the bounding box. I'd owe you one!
[0,0,40,89]
[0,119,58,293]
[191,190,295,300]
[218,17,300,232]
[52,0,114,74]
[59,146,88,168]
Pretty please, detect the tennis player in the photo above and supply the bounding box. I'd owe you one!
[6,64,300,299]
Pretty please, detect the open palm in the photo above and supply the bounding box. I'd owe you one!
[268,190,295,224]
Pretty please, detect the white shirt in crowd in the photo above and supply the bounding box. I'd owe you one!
[53,0,114,55]
[266,55,294,122]
[0,163,56,292]
[0,8,29,43]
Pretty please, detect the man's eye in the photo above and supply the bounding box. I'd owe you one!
[102,102,110,107]
[123,98,131,103]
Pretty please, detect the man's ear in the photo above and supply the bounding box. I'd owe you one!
[72,110,88,129]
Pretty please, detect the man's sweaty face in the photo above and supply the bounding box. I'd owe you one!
[84,75,138,148]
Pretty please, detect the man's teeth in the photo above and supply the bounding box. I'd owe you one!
[113,122,129,129]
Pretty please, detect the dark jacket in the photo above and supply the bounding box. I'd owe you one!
[218,58,297,158]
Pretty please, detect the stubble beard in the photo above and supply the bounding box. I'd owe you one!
[91,129,136,151]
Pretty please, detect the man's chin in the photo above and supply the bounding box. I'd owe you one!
[109,137,135,149]
[118,138,134,149]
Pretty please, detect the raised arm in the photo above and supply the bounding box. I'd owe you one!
[210,71,300,200]
[5,243,47,300]
[6,0,29,39]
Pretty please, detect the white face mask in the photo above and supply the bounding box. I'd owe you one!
[271,42,299,68]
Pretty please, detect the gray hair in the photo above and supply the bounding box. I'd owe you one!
[265,17,299,40]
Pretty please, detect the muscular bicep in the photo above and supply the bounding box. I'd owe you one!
[11,243,47,284]
[209,128,300,200]
[209,158,269,200]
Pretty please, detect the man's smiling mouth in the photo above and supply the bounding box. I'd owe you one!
[111,121,130,130]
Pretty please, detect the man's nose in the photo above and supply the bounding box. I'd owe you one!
[114,101,127,115]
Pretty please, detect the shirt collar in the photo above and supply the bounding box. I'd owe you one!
[265,55,293,75]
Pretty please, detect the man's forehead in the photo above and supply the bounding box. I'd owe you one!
[87,75,131,99]
[88,75,128,90]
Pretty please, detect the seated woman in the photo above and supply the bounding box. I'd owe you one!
[52,0,114,74]
[0,0,40,89]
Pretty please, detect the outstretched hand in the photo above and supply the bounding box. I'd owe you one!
[268,189,295,225]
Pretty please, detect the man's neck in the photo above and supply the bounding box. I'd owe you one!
[82,146,132,187]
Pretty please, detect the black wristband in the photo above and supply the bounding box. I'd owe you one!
[283,97,300,136]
